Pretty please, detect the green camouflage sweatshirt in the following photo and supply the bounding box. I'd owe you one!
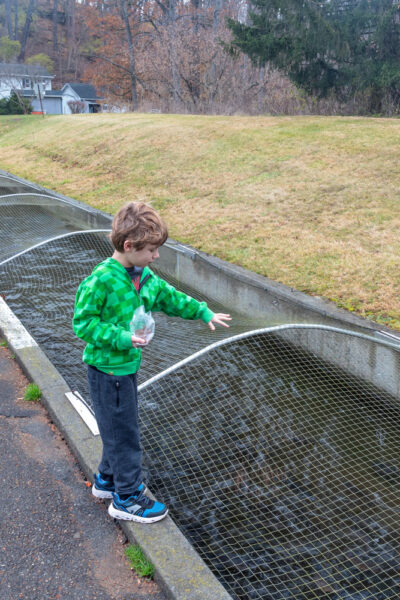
[73,257,214,375]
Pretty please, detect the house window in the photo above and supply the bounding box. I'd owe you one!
[22,78,32,89]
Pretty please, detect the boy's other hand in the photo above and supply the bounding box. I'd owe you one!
[131,334,147,347]
[208,313,232,331]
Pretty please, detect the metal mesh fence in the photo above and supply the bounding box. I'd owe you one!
[0,230,258,397]
[139,329,400,600]
[0,193,106,264]
[2,180,400,600]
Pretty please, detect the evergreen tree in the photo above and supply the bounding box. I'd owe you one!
[228,0,400,112]
[8,91,33,114]
[0,92,32,114]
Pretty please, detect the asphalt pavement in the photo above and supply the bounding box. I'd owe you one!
[0,338,166,600]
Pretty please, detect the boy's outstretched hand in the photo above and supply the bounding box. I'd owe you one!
[208,313,232,331]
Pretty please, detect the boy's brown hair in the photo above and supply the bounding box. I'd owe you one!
[111,202,168,252]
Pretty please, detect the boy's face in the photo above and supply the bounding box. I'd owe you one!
[123,241,160,268]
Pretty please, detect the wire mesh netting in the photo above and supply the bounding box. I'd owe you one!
[140,331,400,600]
[0,193,106,264]
[0,230,259,398]
[1,180,400,600]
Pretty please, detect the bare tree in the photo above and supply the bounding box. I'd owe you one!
[82,0,312,115]
[166,0,181,108]
[209,0,224,106]
[150,0,182,108]
[4,0,14,39]
[13,0,18,41]
[65,0,77,73]
[18,0,36,62]
[53,0,59,52]
[68,99,85,113]
[119,0,139,110]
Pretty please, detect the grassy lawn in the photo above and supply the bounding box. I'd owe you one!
[0,113,399,329]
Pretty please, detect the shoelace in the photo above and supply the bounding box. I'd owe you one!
[133,489,152,506]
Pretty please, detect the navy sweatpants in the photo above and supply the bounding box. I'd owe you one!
[87,365,143,496]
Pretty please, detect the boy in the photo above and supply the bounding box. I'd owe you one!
[73,202,231,523]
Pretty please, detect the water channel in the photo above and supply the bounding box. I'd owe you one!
[1,178,400,599]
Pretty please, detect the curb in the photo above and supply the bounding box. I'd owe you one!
[0,297,233,600]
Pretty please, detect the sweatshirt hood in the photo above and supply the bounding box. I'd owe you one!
[93,258,153,280]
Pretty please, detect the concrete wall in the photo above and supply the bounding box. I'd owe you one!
[33,194,112,231]
[158,240,400,400]
[0,172,112,231]
[0,174,56,196]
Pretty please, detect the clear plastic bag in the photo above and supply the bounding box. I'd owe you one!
[129,305,155,345]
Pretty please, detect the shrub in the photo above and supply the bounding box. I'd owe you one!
[68,100,86,114]
[0,98,9,115]
[0,91,33,115]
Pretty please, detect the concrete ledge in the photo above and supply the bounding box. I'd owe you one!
[0,297,232,600]
[162,240,379,332]
[0,169,113,230]
[160,240,400,398]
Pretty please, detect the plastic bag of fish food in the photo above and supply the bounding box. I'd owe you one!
[129,305,155,345]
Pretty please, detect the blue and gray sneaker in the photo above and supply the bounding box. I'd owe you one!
[108,489,168,523]
[92,473,146,499]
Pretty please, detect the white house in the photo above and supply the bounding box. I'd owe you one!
[0,62,102,114]
[0,62,53,100]
[58,83,102,114]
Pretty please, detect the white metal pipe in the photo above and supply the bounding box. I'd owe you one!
[139,323,400,391]
[0,229,111,266]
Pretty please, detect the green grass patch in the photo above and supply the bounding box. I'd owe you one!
[24,383,42,402]
[0,339,8,347]
[124,544,154,578]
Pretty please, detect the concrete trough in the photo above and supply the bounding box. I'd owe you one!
[157,241,400,399]
[1,169,400,600]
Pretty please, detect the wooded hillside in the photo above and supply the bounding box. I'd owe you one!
[2,0,400,115]
[0,0,290,114]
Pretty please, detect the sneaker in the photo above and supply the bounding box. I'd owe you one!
[108,490,168,523]
[92,473,146,499]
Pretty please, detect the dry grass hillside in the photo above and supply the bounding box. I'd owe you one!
[0,113,399,329]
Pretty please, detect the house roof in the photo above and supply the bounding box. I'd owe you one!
[18,89,62,98]
[17,90,33,97]
[17,87,95,100]
[66,83,102,101]
[45,90,64,97]
[0,62,53,78]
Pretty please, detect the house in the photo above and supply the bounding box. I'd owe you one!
[59,83,102,114]
[0,62,54,100]
[0,62,102,114]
